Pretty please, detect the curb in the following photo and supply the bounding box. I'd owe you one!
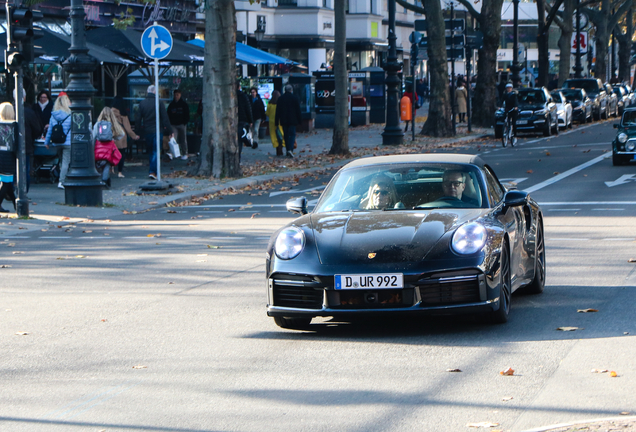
[519,415,636,432]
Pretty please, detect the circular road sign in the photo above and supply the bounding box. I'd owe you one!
[141,24,173,60]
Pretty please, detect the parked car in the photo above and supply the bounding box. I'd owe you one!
[267,154,545,328]
[624,84,636,107]
[613,85,630,115]
[561,88,592,123]
[562,78,608,120]
[612,107,636,165]
[496,87,558,136]
[550,91,573,129]
[604,83,619,117]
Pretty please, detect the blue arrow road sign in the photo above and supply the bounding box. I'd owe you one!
[141,24,173,60]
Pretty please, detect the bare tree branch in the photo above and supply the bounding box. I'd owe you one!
[396,0,426,14]
[454,0,481,21]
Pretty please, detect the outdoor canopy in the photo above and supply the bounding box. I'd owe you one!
[187,39,295,65]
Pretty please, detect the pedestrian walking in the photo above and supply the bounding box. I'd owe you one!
[33,90,52,133]
[135,85,173,180]
[0,102,16,212]
[249,87,266,148]
[275,84,302,158]
[455,81,468,123]
[237,83,254,161]
[92,107,123,188]
[43,92,72,190]
[266,90,285,157]
[20,88,43,192]
[110,96,140,178]
[167,89,190,160]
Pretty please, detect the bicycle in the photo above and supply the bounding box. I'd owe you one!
[502,110,517,148]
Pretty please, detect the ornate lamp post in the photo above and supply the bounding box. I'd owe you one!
[382,0,403,146]
[63,0,102,206]
[511,0,521,86]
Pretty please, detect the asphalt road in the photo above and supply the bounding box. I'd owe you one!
[1,119,635,432]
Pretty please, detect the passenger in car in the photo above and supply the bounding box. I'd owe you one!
[362,175,401,210]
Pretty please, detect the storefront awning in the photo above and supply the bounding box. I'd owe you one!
[187,39,295,65]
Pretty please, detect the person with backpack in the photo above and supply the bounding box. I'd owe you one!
[43,92,72,190]
[0,102,16,212]
[92,107,123,188]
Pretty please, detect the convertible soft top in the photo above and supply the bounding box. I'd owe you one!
[343,153,486,170]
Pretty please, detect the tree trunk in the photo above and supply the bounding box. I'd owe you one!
[536,0,550,87]
[420,0,453,136]
[330,0,349,155]
[198,0,239,178]
[471,0,504,127]
[557,0,575,86]
[617,8,633,82]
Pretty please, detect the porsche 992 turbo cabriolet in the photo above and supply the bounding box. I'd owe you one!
[266,154,545,329]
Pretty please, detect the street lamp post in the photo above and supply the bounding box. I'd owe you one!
[511,0,521,87]
[63,0,102,206]
[573,0,583,78]
[382,0,404,146]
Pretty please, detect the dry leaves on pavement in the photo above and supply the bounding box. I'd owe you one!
[556,327,583,331]
[132,365,147,369]
[15,332,29,336]
[499,367,515,376]
[467,422,500,428]
[577,308,598,313]
[446,368,462,372]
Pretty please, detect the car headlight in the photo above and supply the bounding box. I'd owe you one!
[535,109,547,115]
[274,226,305,260]
[618,132,628,143]
[627,142,636,151]
[557,110,564,115]
[451,222,488,255]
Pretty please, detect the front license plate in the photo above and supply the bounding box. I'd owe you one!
[516,120,528,125]
[335,274,404,290]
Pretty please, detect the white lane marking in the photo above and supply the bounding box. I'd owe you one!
[269,185,325,197]
[177,204,286,209]
[481,123,601,154]
[539,201,636,205]
[525,153,611,193]
[547,238,590,241]
[1,236,29,239]
[602,238,634,241]
[485,143,607,156]
[548,208,581,211]
[168,237,201,239]
[210,237,245,240]
[195,211,224,213]
[605,174,636,188]
[40,236,71,239]
[592,208,625,211]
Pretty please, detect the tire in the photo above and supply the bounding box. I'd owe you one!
[502,122,510,147]
[568,113,573,129]
[524,220,545,294]
[612,153,629,166]
[274,316,312,330]
[543,118,551,137]
[490,241,511,324]
[553,117,559,135]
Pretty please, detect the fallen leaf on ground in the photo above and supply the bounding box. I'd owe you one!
[251,213,260,218]
[168,282,174,284]
[446,368,462,372]
[75,255,86,258]
[101,319,107,322]
[545,151,551,156]
[620,412,631,415]
[207,245,220,249]
[556,327,582,331]
[132,365,147,369]
[197,254,208,257]
[591,369,609,373]
[15,331,28,335]
[12,251,23,255]
[83,230,92,233]
[577,308,598,313]
[228,209,235,212]
[629,258,636,263]
[167,210,177,213]
[502,396,513,401]
[467,422,499,428]
[148,201,158,205]
[500,367,515,376]
[526,170,533,174]
[610,371,618,377]
[0,264,12,268]
[553,171,560,175]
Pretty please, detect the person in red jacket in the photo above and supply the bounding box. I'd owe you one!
[93,107,123,188]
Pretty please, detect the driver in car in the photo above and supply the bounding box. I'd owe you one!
[442,170,466,200]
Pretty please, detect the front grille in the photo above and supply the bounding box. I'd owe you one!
[272,277,323,309]
[418,274,481,306]
[328,289,414,309]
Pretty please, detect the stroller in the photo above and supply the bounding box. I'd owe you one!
[33,140,60,184]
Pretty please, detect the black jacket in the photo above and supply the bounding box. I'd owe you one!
[167,98,190,126]
[250,95,266,121]
[275,92,302,127]
[237,90,253,124]
[136,94,173,135]
[502,91,518,113]
[24,105,43,155]
[33,101,52,127]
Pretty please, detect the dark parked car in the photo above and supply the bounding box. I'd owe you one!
[495,87,558,137]
[611,107,636,165]
[561,88,593,123]
[267,154,546,329]
[562,78,608,120]
[613,85,630,116]
[604,83,619,117]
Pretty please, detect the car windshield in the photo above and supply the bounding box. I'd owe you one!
[551,93,563,103]
[562,90,582,101]
[518,90,546,104]
[563,80,599,93]
[622,110,636,126]
[314,163,486,212]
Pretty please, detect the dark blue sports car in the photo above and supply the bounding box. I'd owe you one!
[266,154,545,329]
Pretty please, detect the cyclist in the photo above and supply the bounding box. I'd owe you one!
[502,83,518,146]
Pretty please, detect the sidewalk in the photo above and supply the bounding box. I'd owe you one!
[0,117,491,229]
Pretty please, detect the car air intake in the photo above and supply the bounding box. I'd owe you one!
[272,277,323,309]
[418,274,481,305]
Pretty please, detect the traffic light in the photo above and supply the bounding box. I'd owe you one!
[5,5,43,64]
[410,43,419,62]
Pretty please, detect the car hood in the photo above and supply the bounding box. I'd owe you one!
[519,104,547,111]
[310,210,484,265]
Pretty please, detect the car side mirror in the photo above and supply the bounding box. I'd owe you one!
[286,197,308,215]
[503,190,528,209]
[614,123,619,128]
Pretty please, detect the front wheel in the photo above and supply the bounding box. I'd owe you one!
[490,241,511,324]
[274,316,312,330]
[524,221,545,294]
[502,122,510,147]
[543,119,551,137]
